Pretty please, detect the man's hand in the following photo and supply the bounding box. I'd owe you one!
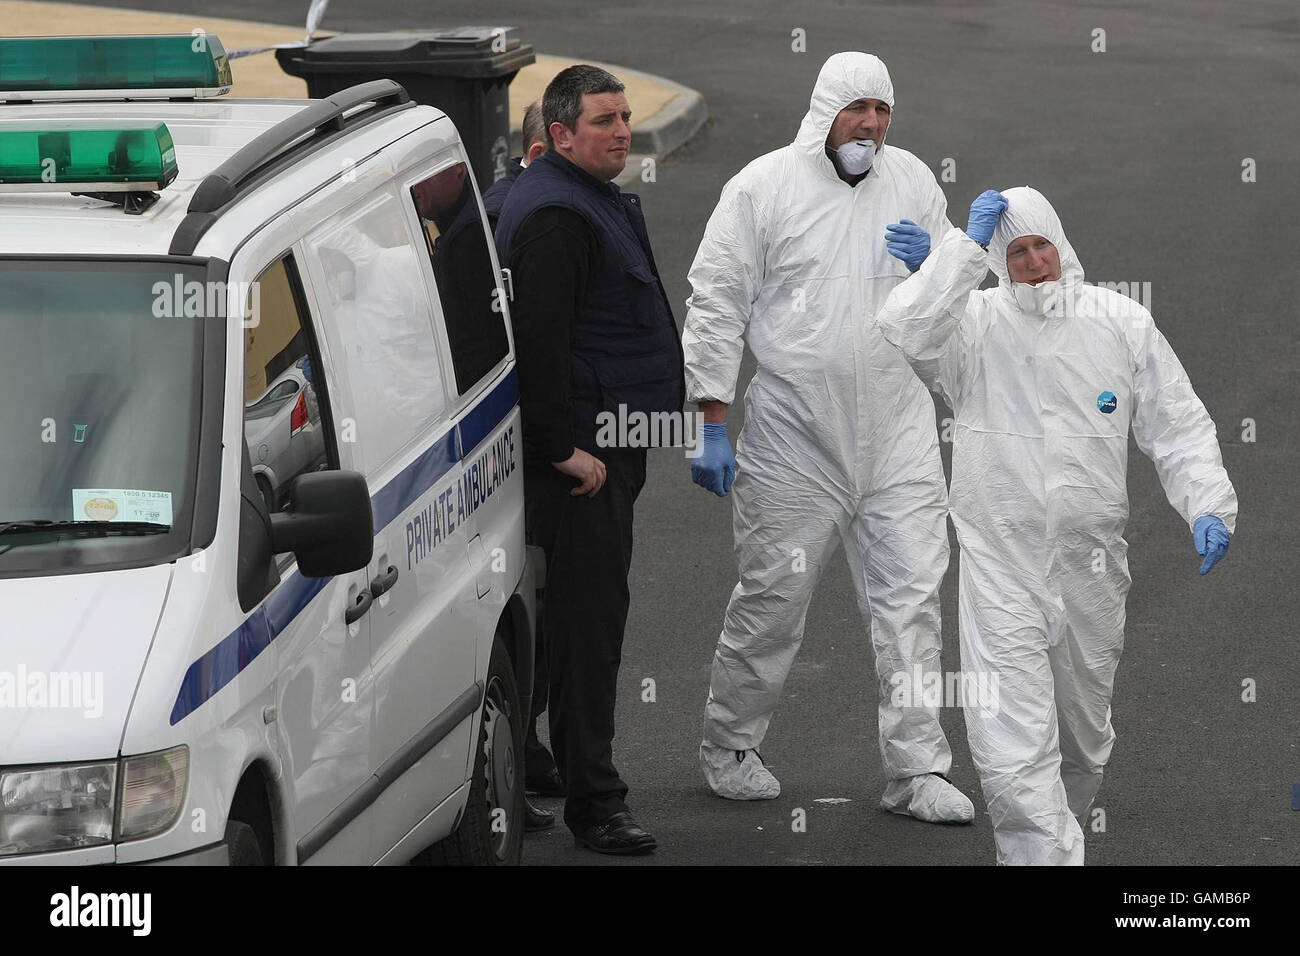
[965,189,1008,247]
[885,219,931,272]
[553,448,607,497]
[1193,515,1231,575]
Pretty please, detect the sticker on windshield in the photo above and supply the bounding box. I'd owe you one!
[72,489,174,525]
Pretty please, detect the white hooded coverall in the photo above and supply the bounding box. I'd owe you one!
[683,53,956,781]
[874,187,1238,864]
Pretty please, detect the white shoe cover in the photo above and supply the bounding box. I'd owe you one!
[881,773,975,824]
[700,741,781,800]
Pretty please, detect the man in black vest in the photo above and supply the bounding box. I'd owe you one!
[495,65,684,855]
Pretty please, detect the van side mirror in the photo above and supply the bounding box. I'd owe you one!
[270,471,373,577]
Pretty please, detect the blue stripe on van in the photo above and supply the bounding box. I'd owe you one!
[458,367,519,456]
[169,606,273,726]
[370,424,460,532]
[169,367,518,726]
[265,571,330,635]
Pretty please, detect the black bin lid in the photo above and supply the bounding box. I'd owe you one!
[278,28,536,78]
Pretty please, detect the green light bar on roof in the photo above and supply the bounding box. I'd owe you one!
[0,35,232,101]
[0,122,178,191]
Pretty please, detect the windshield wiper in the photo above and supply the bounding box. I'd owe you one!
[0,519,171,537]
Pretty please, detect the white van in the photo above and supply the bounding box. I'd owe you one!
[0,35,540,865]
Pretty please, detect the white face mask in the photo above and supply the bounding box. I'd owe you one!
[1013,278,1074,317]
[835,138,876,175]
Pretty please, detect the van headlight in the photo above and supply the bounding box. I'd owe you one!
[0,761,117,856]
[118,746,189,840]
[0,746,188,857]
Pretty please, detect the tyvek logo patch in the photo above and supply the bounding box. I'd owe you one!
[1097,390,1118,414]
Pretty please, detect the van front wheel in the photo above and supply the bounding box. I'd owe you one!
[224,819,265,866]
[420,630,525,865]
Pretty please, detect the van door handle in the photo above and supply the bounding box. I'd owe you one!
[344,588,373,625]
[369,565,399,598]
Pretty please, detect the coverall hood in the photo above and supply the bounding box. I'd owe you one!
[989,186,1086,292]
[794,52,895,180]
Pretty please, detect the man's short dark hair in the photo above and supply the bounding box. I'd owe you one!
[522,100,546,153]
[542,65,625,148]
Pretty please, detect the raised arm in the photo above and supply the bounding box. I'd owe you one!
[875,190,1006,405]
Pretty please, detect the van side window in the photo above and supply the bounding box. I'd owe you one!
[243,255,334,515]
[409,162,509,395]
[308,190,447,477]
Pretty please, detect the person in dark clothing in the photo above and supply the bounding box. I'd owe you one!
[479,98,566,802]
[495,65,685,855]
[482,99,547,231]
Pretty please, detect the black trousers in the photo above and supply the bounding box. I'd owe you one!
[524,446,646,830]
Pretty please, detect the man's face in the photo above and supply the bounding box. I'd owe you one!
[826,97,891,151]
[411,163,466,220]
[551,92,632,181]
[1006,235,1062,284]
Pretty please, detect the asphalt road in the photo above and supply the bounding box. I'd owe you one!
[89,0,1299,866]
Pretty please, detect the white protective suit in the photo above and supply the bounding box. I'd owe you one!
[874,187,1239,864]
[683,53,957,782]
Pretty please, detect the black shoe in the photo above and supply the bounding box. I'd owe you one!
[524,800,555,832]
[572,811,657,855]
[525,766,565,798]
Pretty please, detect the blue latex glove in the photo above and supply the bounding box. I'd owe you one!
[691,422,736,497]
[885,219,931,272]
[966,189,1008,246]
[1193,515,1230,576]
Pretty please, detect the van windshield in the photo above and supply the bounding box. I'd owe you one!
[0,260,207,576]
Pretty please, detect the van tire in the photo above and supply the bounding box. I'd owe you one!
[224,819,265,866]
[419,630,525,865]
